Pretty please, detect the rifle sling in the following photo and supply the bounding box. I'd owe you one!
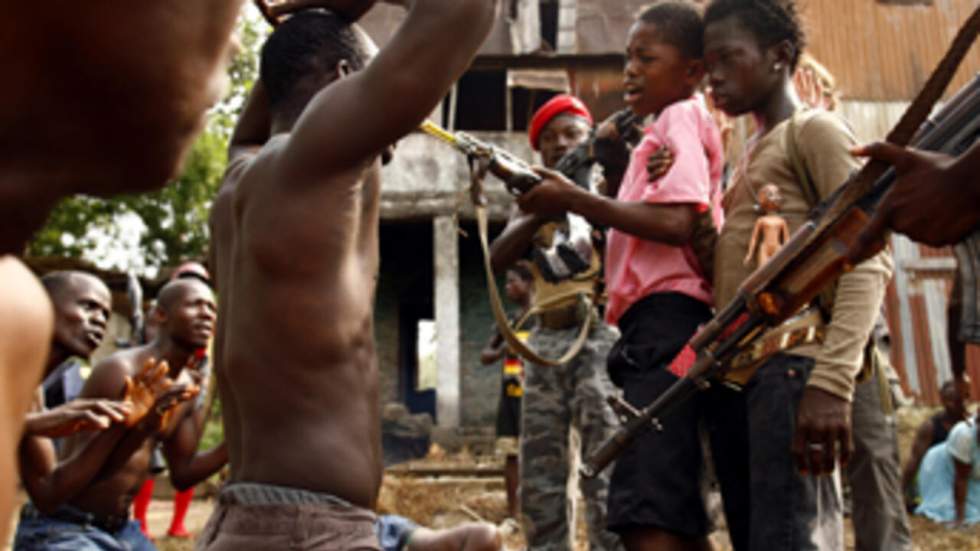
[470,161,594,367]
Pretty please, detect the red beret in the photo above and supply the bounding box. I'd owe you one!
[528,94,594,151]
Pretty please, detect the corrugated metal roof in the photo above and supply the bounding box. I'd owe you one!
[360,0,977,101]
[804,0,980,101]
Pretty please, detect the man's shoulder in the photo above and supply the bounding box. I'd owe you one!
[91,347,146,380]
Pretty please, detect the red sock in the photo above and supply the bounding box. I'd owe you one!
[167,487,194,537]
[133,478,155,536]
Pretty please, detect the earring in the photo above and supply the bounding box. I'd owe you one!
[773,63,782,72]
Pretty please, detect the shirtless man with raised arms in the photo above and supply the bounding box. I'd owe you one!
[200,1,497,548]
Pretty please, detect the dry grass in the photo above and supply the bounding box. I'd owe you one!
[12,410,980,550]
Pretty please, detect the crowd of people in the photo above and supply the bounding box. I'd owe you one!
[0,0,978,550]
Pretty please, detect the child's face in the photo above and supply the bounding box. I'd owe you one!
[623,22,702,117]
[704,15,782,117]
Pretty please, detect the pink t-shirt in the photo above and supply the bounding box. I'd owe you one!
[604,96,725,325]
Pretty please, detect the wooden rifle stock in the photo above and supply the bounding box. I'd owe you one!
[582,7,980,478]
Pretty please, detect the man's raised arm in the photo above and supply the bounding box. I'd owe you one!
[228,80,273,169]
[281,0,498,175]
[162,405,228,491]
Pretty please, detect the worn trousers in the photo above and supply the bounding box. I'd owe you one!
[736,354,844,551]
[847,368,913,551]
[520,322,623,551]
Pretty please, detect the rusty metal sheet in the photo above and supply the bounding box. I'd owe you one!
[358,1,539,56]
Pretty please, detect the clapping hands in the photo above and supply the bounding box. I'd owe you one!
[123,358,199,431]
[25,399,133,438]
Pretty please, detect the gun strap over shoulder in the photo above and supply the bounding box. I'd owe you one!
[785,110,843,318]
[470,158,593,367]
[476,208,594,366]
[784,110,822,210]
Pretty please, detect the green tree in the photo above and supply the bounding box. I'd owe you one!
[28,12,269,274]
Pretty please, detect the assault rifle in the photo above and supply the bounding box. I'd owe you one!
[420,111,640,281]
[581,6,980,478]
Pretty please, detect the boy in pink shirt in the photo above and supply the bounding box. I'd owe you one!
[518,2,746,549]
[603,94,724,325]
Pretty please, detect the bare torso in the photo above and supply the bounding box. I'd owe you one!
[62,347,188,518]
[217,137,383,508]
[66,438,154,518]
[754,214,789,266]
[210,177,244,482]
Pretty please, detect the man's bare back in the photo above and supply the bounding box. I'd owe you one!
[210,0,498,513]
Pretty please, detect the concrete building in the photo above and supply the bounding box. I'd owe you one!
[362,0,646,436]
[364,0,980,435]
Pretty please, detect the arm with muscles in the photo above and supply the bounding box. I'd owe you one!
[521,105,710,244]
[489,205,550,274]
[849,140,980,254]
[518,168,696,246]
[18,359,165,513]
[277,0,498,180]
[23,399,131,438]
[162,405,228,491]
[228,79,272,170]
[18,425,130,514]
[76,360,197,481]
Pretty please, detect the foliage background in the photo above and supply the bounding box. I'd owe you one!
[27,10,269,276]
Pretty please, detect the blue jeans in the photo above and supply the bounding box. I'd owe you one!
[741,354,843,551]
[14,504,156,551]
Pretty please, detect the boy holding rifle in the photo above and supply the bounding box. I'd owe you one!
[702,0,893,548]
[518,3,735,550]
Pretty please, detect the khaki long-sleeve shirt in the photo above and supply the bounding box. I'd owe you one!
[714,110,893,402]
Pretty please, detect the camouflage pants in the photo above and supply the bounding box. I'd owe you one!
[520,322,623,551]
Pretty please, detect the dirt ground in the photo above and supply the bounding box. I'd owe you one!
[10,406,980,550]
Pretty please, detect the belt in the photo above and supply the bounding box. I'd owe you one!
[726,308,825,386]
[23,503,129,534]
[219,482,356,508]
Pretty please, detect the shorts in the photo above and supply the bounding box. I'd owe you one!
[605,292,715,538]
[195,483,381,551]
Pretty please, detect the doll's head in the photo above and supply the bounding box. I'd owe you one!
[757,184,783,213]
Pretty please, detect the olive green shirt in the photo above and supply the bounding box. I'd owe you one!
[714,110,894,402]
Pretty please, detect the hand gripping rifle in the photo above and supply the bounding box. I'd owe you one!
[420,111,640,281]
[581,5,980,479]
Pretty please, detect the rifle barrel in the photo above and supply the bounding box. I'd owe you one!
[419,120,460,149]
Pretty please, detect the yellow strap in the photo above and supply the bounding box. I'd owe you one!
[476,205,593,367]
